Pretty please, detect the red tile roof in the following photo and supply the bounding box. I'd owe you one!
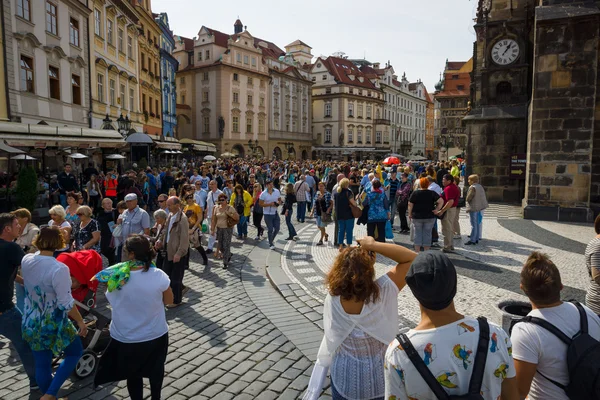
[202,26,285,60]
[205,28,231,48]
[408,83,418,91]
[446,61,466,71]
[176,36,194,51]
[321,57,379,90]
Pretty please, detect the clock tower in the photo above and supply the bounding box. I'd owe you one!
[463,0,535,203]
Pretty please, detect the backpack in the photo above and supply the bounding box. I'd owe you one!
[398,317,490,400]
[516,301,600,400]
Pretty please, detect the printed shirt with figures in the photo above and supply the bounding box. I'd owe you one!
[384,316,515,400]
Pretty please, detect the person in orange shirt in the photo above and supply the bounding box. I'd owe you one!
[104,170,119,207]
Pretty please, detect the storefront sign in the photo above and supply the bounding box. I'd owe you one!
[34,142,47,149]
[510,153,526,180]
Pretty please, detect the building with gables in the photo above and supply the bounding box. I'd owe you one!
[89,0,143,132]
[154,12,177,138]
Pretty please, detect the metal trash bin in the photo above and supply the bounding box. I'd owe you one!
[497,300,532,334]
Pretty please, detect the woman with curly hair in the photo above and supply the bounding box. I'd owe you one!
[304,237,417,400]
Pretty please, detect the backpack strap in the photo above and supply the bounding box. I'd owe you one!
[570,300,588,335]
[520,316,572,345]
[469,317,491,395]
[397,334,450,400]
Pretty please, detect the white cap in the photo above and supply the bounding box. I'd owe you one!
[124,193,138,201]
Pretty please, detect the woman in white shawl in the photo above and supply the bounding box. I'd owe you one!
[304,236,416,400]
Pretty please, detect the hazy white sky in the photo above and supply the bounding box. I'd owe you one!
[153,0,478,92]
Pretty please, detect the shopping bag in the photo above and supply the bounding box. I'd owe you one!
[385,220,394,239]
[201,219,209,234]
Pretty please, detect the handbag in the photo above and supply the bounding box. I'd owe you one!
[112,223,123,238]
[226,208,240,228]
[321,212,332,224]
[189,227,201,248]
[385,220,394,239]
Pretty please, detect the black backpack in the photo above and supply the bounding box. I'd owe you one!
[398,317,490,400]
[516,301,600,400]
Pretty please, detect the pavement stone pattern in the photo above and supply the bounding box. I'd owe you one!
[277,203,591,330]
[1,218,336,400]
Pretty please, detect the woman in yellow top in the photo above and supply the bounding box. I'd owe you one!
[183,194,208,266]
[229,184,254,240]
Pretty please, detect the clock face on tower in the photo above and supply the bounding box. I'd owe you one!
[491,39,520,66]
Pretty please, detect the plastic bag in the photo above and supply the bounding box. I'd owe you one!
[385,220,394,239]
[201,219,209,234]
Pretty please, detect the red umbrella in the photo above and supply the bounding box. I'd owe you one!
[383,156,400,165]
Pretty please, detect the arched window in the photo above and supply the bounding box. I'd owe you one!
[497,81,512,104]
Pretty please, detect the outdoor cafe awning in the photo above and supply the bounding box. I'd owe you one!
[179,138,217,153]
[155,142,182,151]
[0,122,126,148]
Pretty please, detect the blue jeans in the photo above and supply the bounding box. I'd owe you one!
[237,215,249,237]
[296,201,307,222]
[331,380,383,400]
[285,209,297,238]
[469,211,482,243]
[15,283,25,313]
[264,214,280,246]
[413,218,436,248]
[33,336,82,396]
[60,194,67,208]
[0,307,37,386]
[337,219,354,246]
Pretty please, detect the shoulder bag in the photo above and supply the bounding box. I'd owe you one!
[348,191,362,219]
[226,207,240,228]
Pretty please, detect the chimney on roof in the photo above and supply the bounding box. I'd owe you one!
[373,62,380,69]
[234,18,243,34]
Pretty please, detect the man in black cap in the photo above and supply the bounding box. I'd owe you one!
[384,251,518,399]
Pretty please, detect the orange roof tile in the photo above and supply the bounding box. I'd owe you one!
[322,57,380,90]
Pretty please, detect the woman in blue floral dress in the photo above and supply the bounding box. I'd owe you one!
[362,179,390,243]
[21,226,88,400]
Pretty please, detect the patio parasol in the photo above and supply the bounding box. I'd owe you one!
[203,155,216,161]
[221,152,236,158]
[13,154,37,160]
[105,154,126,160]
[68,152,89,159]
[382,156,400,165]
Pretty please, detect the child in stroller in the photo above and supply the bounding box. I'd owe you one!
[55,251,112,379]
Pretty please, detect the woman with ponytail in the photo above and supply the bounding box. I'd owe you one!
[93,235,173,400]
[304,237,417,400]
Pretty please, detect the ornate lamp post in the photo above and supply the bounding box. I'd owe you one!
[101,114,114,130]
[247,139,259,158]
[116,114,132,137]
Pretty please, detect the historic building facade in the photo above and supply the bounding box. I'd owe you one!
[155,12,177,138]
[310,56,387,161]
[465,0,600,222]
[434,59,472,160]
[131,0,161,138]
[425,93,435,160]
[3,0,92,126]
[89,0,142,132]
[266,43,313,160]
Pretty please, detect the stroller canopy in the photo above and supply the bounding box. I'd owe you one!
[57,250,103,302]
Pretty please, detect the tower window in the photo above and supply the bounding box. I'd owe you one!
[496,81,512,104]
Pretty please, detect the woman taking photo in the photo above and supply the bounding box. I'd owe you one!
[94,235,173,400]
[229,184,253,240]
[151,209,168,270]
[334,178,357,251]
[86,174,103,214]
[252,183,264,241]
[64,192,81,227]
[48,205,72,257]
[304,237,416,400]
[282,183,298,241]
[310,182,332,246]
[408,177,444,252]
[211,193,238,269]
[184,194,208,266]
[21,227,88,400]
[362,180,390,243]
[72,206,101,252]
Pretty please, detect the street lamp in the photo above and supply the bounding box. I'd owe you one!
[102,114,114,130]
[116,114,132,137]
[247,139,259,157]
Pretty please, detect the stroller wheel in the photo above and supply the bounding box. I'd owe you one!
[74,350,97,379]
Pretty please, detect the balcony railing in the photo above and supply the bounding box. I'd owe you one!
[374,119,391,125]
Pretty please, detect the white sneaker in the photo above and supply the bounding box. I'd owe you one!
[269,245,275,250]
[454,234,461,239]
[293,236,299,241]
[254,236,260,240]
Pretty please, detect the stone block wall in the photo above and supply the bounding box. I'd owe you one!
[524,6,599,221]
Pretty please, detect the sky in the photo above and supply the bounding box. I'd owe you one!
[153,0,478,93]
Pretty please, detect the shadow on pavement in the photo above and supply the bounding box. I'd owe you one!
[497,219,587,254]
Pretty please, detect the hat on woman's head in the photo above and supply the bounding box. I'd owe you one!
[405,252,457,311]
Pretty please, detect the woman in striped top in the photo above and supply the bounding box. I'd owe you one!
[585,214,600,315]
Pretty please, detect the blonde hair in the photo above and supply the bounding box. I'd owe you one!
[49,205,66,219]
[337,178,350,193]
[12,208,32,223]
[468,174,479,183]
[76,205,93,217]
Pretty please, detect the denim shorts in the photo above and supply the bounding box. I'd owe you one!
[316,216,326,228]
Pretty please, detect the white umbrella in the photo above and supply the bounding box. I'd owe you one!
[68,152,88,159]
[105,154,126,160]
[13,154,37,160]
[203,155,216,161]
[221,152,235,158]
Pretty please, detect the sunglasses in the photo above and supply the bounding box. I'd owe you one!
[158,200,166,203]
[76,213,85,216]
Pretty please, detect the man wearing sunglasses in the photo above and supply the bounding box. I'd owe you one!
[157,194,168,212]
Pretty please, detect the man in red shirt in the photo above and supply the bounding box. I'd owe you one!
[435,174,460,252]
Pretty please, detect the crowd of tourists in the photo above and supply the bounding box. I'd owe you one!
[1,155,600,400]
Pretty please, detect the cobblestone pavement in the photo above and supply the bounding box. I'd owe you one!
[276,203,592,331]
[1,218,335,400]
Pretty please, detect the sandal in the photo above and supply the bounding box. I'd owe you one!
[316,241,323,246]
[324,234,329,242]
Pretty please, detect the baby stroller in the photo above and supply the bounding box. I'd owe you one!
[56,251,112,379]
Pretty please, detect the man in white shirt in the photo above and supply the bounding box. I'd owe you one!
[511,252,600,400]
[294,175,310,223]
[203,180,223,254]
[117,193,151,261]
[259,179,281,250]
[385,252,519,400]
